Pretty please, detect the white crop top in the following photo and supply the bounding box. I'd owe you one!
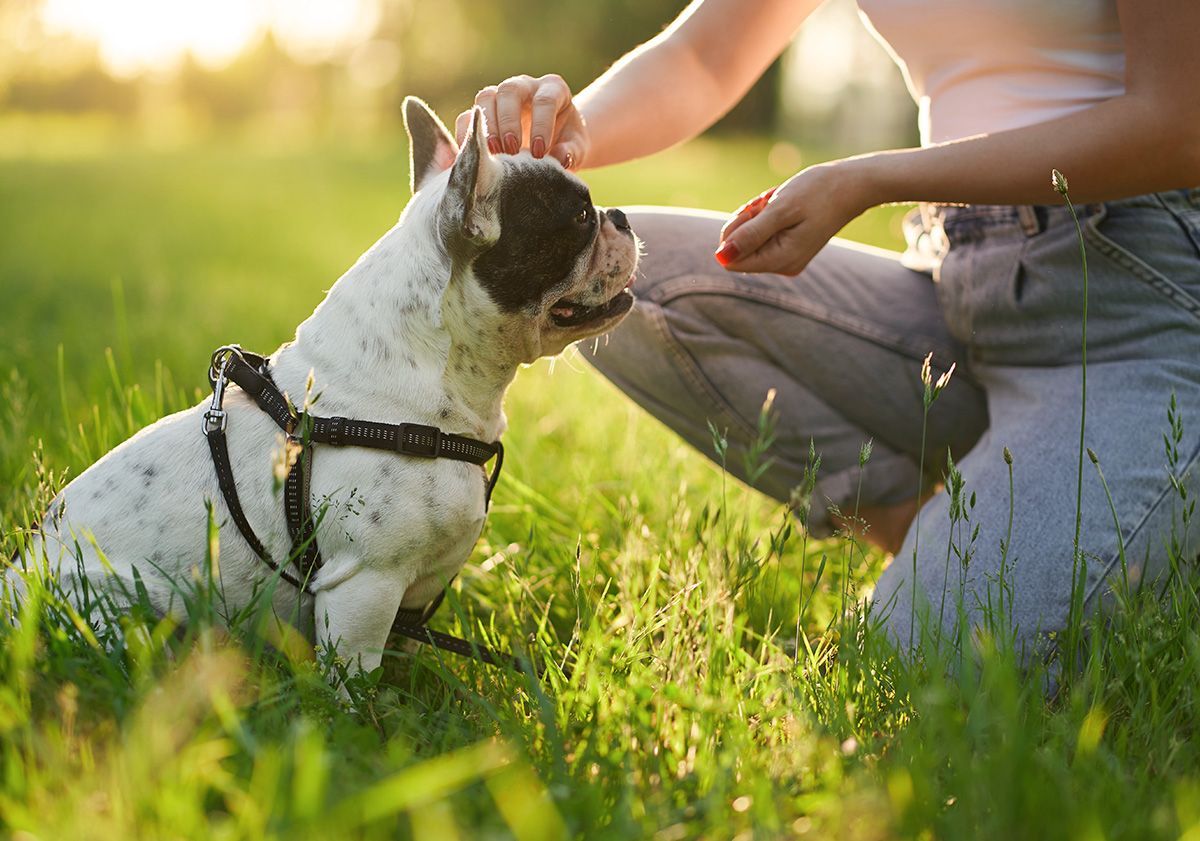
[855,0,1126,145]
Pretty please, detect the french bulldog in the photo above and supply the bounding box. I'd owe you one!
[11,97,638,676]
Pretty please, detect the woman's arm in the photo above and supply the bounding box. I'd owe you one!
[575,0,819,168]
[720,0,1200,273]
[458,0,818,170]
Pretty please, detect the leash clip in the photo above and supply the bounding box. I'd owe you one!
[202,352,233,436]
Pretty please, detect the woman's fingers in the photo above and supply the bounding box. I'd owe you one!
[719,186,776,242]
[472,86,501,153]
[529,74,570,159]
[716,197,793,266]
[547,136,585,170]
[495,75,539,154]
[721,227,815,275]
[457,74,588,168]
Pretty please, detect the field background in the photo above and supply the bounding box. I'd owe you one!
[2,121,1200,841]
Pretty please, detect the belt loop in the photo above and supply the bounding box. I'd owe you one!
[1017,205,1040,237]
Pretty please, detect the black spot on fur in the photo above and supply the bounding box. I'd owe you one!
[472,166,596,311]
[142,465,157,479]
[370,510,382,525]
[439,407,451,420]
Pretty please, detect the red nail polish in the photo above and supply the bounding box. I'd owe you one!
[531,136,546,158]
[503,132,519,155]
[564,152,574,170]
[714,241,740,266]
[487,136,502,155]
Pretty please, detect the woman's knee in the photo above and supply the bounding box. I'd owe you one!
[623,206,728,297]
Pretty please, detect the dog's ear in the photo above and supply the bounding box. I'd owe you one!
[441,106,502,247]
[404,96,458,194]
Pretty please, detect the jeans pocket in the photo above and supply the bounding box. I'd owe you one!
[935,234,1028,357]
[1083,201,1200,322]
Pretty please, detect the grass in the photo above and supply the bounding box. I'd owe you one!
[3,121,1200,840]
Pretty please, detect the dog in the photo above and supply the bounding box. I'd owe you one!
[11,97,638,677]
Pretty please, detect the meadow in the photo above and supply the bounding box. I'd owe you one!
[2,120,1199,840]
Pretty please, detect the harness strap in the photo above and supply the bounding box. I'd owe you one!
[203,356,309,591]
[285,446,322,582]
[201,344,526,674]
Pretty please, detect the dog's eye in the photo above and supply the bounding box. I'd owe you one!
[575,207,591,226]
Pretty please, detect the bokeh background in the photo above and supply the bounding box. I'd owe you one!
[1,0,914,149]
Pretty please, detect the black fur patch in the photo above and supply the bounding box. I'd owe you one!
[472,165,596,313]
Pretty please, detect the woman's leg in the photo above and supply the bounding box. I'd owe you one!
[583,207,989,542]
[873,192,1200,656]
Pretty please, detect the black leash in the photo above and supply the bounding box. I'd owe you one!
[201,344,535,675]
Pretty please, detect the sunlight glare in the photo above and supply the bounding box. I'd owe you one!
[41,0,379,77]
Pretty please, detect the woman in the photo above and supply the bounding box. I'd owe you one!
[458,0,1200,655]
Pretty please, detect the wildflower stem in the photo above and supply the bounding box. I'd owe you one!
[1054,169,1090,672]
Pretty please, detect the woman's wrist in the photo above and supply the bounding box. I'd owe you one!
[833,154,892,215]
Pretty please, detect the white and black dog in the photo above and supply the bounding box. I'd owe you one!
[12,97,638,675]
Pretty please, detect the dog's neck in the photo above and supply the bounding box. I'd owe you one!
[273,211,518,441]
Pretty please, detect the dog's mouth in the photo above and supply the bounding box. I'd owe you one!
[549,276,635,329]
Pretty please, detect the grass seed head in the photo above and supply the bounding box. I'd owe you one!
[1051,169,1069,195]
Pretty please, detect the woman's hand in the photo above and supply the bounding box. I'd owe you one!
[455,74,590,170]
[715,161,876,275]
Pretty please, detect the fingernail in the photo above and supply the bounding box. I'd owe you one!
[487,136,502,155]
[714,241,740,266]
[531,136,546,158]
[503,132,520,155]
[563,151,575,170]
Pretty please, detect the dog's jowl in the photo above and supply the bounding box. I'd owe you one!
[13,97,638,680]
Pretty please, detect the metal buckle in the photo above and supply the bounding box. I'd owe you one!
[202,409,227,435]
[399,423,441,458]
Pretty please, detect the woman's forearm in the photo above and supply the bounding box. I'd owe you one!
[849,94,1200,209]
[576,0,819,169]
[575,36,730,168]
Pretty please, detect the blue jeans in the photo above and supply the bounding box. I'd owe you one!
[584,190,1200,654]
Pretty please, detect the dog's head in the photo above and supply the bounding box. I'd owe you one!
[402,96,637,362]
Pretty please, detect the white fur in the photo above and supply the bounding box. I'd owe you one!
[12,104,638,678]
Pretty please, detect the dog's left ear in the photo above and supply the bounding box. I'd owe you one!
[404,96,458,195]
[441,106,502,247]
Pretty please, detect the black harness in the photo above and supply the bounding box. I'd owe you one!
[201,344,526,672]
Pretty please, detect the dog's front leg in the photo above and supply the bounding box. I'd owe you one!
[312,561,410,680]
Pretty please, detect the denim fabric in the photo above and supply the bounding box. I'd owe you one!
[584,190,1200,654]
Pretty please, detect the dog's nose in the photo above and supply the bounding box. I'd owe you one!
[606,208,631,232]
